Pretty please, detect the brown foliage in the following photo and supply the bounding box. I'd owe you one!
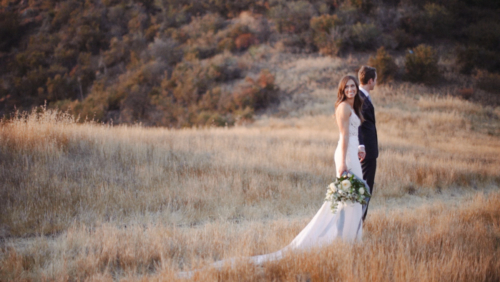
[404,44,440,85]
[232,69,279,111]
[368,47,398,84]
[235,33,258,51]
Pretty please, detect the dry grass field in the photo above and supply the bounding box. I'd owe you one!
[1,51,500,281]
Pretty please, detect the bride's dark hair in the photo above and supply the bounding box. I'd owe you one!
[335,75,364,123]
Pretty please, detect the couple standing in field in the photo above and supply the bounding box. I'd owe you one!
[256,66,379,251]
[180,67,378,276]
[269,65,379,247]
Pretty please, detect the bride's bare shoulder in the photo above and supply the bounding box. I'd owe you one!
[335,102,352,117]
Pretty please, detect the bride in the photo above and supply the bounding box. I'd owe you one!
[179,75,367,276]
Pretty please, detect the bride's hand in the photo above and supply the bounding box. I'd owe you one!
[337,163,348,176]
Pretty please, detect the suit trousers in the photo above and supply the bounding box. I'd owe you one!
[361,158,376,221]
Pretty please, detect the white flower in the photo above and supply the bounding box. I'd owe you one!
[328,183,337,193]
[359,188,365,195]
[347,172,352,178]
[341,180,351,191]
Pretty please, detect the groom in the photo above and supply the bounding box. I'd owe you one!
[357,66,378,221]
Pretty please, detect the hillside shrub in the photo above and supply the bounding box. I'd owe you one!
[217,37,236,52]
[231,69,279,111]
[399,4,453,39]
[0,11,21,52]
[349,22,380,51]
[235,12,271,43]
[404,44,440,84]
[456,46,500,75]
[209,54,242,82]
[422,4,453,38]
[475,70,500,94]
[215,23,258,53]
[269,1,316,34]
[235,33,258,51]
[51,0,81,30]
[119,85,151,123]
[103,37,129,67]
[149,38,183,65]
[368,47,398,84]
[180,13,226,41]
[311,14,380,55]
[69,52,96,99]
[156,2,190,30]
[13,66,49,101]
[392,28,414,49]
[310,14,344,55]
[465,20,500,51]
[70,82,108,121]
[163,55,241,106]
[198,87,223,111]
[345,0,375,14]
[14,51,47,76]
[311,14,343,34]
[195,111,234,127]
[46,74,76,101]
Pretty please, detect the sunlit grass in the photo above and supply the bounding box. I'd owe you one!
[1,74,499,280]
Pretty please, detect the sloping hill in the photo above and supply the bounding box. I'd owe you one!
[1,0,500,128]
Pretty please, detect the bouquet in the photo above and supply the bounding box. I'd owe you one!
[325,171,371,214]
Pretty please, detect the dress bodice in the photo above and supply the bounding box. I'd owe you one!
[349,109,361,137]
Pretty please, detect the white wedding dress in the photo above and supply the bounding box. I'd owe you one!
[179,109,364,277]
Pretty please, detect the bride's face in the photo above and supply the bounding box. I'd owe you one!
[344,79,357,99]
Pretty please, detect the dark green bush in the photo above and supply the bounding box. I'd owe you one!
[404,44,440,84]
[368,47,398,84]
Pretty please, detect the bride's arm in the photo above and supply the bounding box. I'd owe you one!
[335,103,350,176]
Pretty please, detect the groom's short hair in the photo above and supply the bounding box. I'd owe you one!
[358,66,376,85]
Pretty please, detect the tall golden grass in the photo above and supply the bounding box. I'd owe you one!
[1,80,499,280]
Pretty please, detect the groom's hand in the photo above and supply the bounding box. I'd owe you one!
[358,148,366,161]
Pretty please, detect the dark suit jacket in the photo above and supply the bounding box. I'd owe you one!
[358,89,378,159]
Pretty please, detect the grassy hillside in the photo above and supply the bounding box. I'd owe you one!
[1,51,499,278]
[1,0,500,280]
[1,0,500,128]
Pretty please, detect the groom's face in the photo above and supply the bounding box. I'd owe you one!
[370,74,377,91]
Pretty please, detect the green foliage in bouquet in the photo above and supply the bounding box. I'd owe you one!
[325,172,371,214]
